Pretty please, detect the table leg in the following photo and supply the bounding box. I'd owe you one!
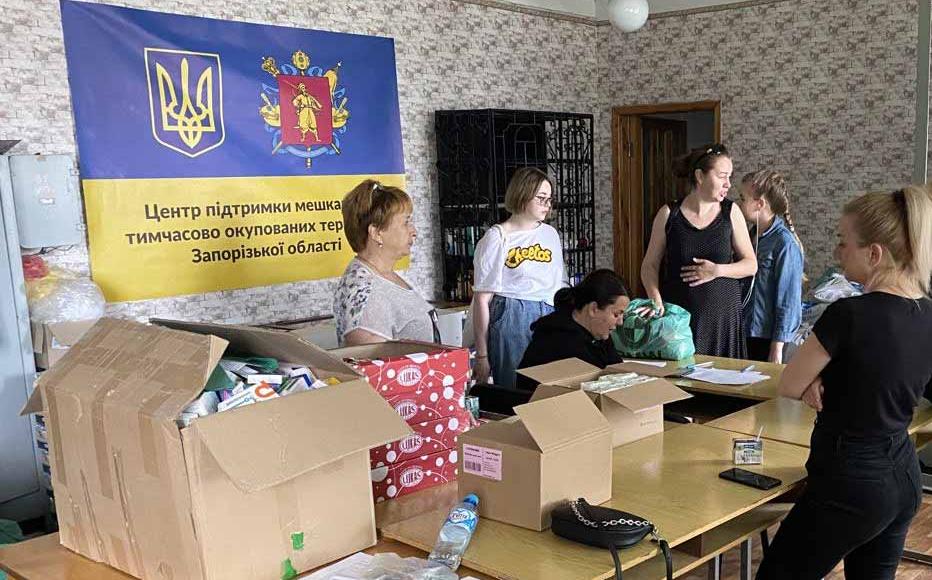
[707,553,722,580]
[740,538,752,580]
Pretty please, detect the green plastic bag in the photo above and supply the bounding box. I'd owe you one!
[612,299,695,360]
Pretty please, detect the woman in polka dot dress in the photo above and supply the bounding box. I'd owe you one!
[639,144,758,359]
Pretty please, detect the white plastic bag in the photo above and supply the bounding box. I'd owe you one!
[812,272,861,303]
[307,552,458,580]
[26,267,105,324]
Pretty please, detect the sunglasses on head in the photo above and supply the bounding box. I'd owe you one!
[692,144,726,169]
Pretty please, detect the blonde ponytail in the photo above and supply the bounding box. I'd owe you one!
[903,185,932,294]
[844,185,932,294]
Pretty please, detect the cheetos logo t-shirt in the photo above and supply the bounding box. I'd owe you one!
[505,243,553,268]
[472,223,566,305]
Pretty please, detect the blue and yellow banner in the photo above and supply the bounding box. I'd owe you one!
[61,0,405,302]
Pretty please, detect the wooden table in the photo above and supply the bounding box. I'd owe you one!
[0,532,492,580]
[708,397,932,448]
[673,356,784,402]
[382,424,808,580]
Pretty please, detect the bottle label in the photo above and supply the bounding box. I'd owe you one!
[446,506,478,533]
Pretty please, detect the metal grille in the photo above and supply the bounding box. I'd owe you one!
[435,109,595,302]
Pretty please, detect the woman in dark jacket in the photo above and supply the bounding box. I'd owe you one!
[516,269,630,391]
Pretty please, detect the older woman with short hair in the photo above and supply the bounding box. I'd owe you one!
[333,180,437,346]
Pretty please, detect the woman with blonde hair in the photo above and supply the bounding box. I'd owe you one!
[757,186,932,579]
[737,169,805,363]
[472,167,567,387]
[333,180,437,346]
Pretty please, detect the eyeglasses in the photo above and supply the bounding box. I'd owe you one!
[534,195,553,207]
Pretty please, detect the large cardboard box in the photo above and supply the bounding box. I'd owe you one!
[22,317,410,580]
[457,390,612,531]
[330,341,471,425]
[30,318,98,369]
[520,358,692,448]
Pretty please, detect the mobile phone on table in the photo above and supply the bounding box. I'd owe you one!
[718,467,782,490]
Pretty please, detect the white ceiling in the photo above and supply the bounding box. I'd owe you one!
[502,0,756,19]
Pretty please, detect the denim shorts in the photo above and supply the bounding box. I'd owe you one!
[488,295,553,388]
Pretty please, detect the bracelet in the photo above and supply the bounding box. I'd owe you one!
[475,354,488,359]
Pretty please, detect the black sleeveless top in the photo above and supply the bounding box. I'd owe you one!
[661,199,747,358]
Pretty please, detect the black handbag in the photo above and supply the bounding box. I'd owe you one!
[551,498,673,580]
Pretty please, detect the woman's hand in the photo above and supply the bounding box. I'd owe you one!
[768,341,785,364]
[801,377,824,412]
[634,298,664,318]
[473,357,491,385]
[681,258,720,287]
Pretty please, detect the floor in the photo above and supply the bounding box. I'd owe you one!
[679,479,932,579]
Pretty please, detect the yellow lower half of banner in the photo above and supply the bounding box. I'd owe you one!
[83,174,407,302]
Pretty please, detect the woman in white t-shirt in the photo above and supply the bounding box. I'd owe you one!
[472,167,567,387]
[333,180,438,346]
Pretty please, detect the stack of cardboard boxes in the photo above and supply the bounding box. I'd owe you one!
[329,342,472,502]
[22,318,411,580]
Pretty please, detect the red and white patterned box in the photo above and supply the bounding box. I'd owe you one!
[370,414,469,468]
[371,448,459,502]
[333,342,471,425]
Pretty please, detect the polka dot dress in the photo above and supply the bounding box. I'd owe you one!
[661,199,748,359]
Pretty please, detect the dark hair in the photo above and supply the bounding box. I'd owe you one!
[554,269,629,312]
[673,143,731,187]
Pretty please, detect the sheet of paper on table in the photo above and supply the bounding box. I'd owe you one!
[683,367,770,386]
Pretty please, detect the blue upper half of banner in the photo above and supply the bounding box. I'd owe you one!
[60,0,405,179]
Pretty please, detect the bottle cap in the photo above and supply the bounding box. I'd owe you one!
[463,493,479,506]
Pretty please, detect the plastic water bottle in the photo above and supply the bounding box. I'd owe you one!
[428,494,479,571]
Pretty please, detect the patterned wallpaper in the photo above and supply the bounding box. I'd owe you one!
[1,0,601,324]
[0,0,924,324]
[598,0,920,280]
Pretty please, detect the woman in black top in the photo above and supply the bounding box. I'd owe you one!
[515,269,629,391]
[757,186,932,580]
[640,144,757,358]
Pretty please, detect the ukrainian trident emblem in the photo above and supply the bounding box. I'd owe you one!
[258,50,350,170]
[145,48,225,157]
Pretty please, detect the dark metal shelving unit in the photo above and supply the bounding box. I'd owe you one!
[435,109,596,303]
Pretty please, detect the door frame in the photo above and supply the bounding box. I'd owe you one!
[611,101,721,296]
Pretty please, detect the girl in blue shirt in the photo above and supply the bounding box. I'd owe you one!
[738,170,805,363]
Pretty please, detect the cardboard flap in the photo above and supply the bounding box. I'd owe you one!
[331,340,451,360]
[153,319,358,377]
[528,383,575,403]
[601,379,692,412]
[50,320,98,346]
[190,380,410,493]
[21,384,43,415]
[516,358,600,386]
[27,318,228,420]
[610,361,680,378]
[514,390,609,452]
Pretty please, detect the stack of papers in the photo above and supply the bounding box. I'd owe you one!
[681,367,769,386]
[581,372,656,393]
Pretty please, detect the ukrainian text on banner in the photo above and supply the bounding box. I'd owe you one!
[61,0,406,302]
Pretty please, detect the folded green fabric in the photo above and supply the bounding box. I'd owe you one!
[0,519,24,545]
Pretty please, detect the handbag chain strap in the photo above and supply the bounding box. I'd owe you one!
[568,500,673,580]
[569,499,651,529]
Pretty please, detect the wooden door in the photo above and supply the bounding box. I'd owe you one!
[641,117,689,249]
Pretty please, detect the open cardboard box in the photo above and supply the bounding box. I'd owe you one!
[30,318,98,369]
[520,358,692,447]
[457,390,612,531]
[22,317,410,580]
